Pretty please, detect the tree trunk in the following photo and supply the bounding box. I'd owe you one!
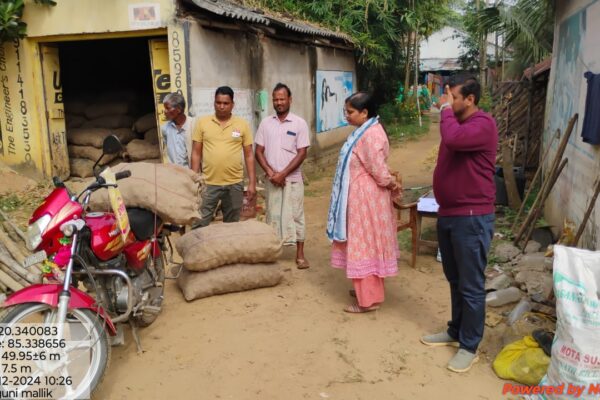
[494,32,499,88]
[412,31,418,89]
[404,32,413,98]
[477,0,486,86]
[414,31,422,127]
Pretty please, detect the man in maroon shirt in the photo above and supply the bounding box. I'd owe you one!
[421,76,498,373]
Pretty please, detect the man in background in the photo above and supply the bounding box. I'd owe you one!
[255,83,311,269]
[190,86,256,228]
[161,92,193,167]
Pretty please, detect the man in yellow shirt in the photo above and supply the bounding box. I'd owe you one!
[191,86,257,228]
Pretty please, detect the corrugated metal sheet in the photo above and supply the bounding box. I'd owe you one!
[420,58,462,71]
[186,0,351,42]
[267,14,352,41]
[522,57,551,80]
[187,0,270,24]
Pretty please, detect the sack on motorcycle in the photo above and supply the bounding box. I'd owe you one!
[176,220,283,271]
[177,263,283,301]
[70,162,203,225]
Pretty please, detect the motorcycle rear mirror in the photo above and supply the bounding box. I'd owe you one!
[102,135,123,155]
[93,135,124,178]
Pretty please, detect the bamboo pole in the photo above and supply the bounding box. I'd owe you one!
[511,129,560,233]
[521,158,568,250]
[0,279,7,293]
[0,269,25,292]
[0,244,40,283]
[0,225,26,265]
[501,139,522,210]
[571,178,600,247]
[2,221,23,244]
[0,262,29,287]
[513,114,578,245]
[0,209,27,242]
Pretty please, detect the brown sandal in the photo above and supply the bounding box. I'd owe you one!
[343,304,379,313]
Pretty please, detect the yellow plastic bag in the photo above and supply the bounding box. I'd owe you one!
[492,335,550,386]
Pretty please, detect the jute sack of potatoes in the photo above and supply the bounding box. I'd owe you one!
[81,115,135,130]
[76,162,202,226]
[84,102,130,119]
[67,128,114,148]
[64,101,87,116]
[134,113,157,133]
[112,128,137,144]
[68,145,117,164]
[69,158,95,178]
[66,114,86,129]
[144,128,159,145]
[176,220,283,271]
[177,263,283,301]
[126,139,160,161]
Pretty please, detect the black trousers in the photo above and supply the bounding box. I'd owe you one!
[437,213,495,353]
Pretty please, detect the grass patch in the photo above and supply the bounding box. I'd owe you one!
[0,194,23,212]
[397,230,413,252]
[386,115,431,143]
[397,226,437,252]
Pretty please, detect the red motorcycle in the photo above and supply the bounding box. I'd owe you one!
[0,135,174,398]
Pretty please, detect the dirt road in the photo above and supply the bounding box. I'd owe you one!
[95,122,506,399]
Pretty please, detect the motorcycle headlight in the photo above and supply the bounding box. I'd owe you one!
[26,214,51,251]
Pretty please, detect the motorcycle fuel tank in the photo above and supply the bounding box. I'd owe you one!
[85,212,126,261]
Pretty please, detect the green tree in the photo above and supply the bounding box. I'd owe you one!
[473,0,554,79]
[246,0,452,103]
[0,0,56,44]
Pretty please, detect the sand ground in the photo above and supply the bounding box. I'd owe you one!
[93,122,509,400]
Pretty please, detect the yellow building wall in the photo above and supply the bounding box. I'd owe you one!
[0,39,46,178]
[0,0,178,178]
[23,0,176,37]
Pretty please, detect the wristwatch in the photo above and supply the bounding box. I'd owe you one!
[439,102,450,112]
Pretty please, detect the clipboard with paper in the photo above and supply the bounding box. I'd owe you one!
[417,191,439,213]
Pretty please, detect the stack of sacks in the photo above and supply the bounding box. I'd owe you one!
[127,113,160,162]
[65,96,140,178]
[65,100,87,129]
[67,162,204,226]
[176,220,284,301]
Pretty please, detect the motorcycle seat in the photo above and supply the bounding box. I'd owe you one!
[126,207,162,241]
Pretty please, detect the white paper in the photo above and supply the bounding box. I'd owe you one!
[417,197,439,213]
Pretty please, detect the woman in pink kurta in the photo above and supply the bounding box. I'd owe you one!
[329,92,400,313]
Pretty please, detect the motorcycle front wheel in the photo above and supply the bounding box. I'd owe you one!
[0,302,111,399]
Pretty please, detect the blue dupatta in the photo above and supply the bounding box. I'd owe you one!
[326,117,378,242]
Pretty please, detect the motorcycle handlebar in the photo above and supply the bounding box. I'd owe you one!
[115,170,131,180]
[79,170,131,200]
